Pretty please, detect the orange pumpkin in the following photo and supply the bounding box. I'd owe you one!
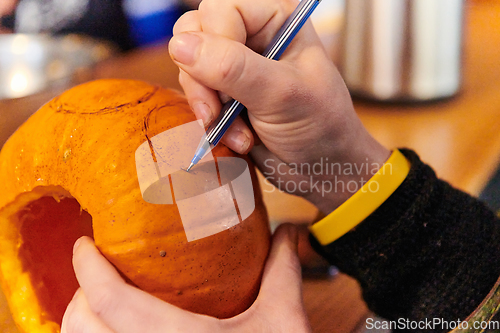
[0,79,271,333]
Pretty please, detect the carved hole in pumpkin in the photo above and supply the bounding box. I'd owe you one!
[17,195,93,325]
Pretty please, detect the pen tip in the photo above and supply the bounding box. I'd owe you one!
[186,163,194,172]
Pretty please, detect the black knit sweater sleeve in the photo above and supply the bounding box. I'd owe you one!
[309,149,500,332]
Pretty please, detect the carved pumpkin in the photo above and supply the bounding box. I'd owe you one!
[0,79,270,333]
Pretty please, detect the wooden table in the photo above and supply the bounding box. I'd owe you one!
[1,0,499,332]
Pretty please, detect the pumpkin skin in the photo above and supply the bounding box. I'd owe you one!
[0,79,271,333]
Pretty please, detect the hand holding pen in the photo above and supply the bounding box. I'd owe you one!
[169,0,390,212]
[185,0,321,171]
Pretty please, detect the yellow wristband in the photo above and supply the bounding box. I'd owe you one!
[309,149,411,245]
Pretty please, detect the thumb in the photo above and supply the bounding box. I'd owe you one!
[168,31,288,110]
[256,223,304,311]
[223,224,311,332]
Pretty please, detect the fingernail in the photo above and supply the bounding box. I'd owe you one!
[73,237,83,254]
[227,130,250,153]
[193,102,213,127]
[169,33,202,66]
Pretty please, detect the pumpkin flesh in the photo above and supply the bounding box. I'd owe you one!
[18,194,93,325]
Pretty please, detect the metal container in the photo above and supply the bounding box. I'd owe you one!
[0,34,116,99]
[339,0,465,101]
[0,34,116,147]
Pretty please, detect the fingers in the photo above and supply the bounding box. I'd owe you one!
[219,116,254,154]
[173,10,202,35]
[170,0,319,110]
[71,237,218,333]
[257,224,311,331]
[257,223,302,307]
[181,70,254,153]
[176,0,299,52]
[62,289,115,333]
[170,0,327,159]
[169,31,289,111]
[197,0,295,47]
[222,224,311,332]
[179,69,220,126]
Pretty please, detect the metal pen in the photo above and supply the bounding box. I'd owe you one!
[186,0,321,171]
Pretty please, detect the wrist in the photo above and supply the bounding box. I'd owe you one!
[304,130,391,214]
[309,149,410,245]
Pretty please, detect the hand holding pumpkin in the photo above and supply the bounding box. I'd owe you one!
[168,0,391,214]
[61,224,311,333]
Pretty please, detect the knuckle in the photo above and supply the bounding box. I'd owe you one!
[217,45,246,85]
[197,0,246,42]
[172,13,189,35]
[86,284,119,318]
[197,0,219,18]
[197,0,209,14]
[172,10,200,35]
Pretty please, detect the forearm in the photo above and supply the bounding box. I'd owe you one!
[310,149,500,331]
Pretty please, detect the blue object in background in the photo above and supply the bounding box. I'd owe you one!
[480,164,500,213]
[123,0,185,47]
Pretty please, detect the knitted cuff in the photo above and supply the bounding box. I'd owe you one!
[310,149,500,331]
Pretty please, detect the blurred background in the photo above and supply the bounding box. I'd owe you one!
[1,0,500,332]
